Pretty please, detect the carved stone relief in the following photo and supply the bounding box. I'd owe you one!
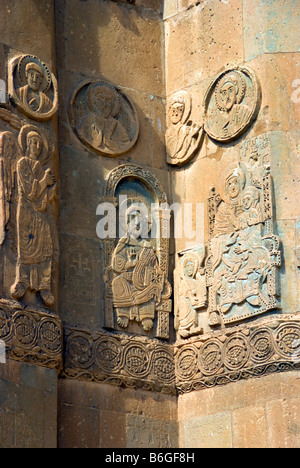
[9,124,58,308]
[207,139,281,326]
[204,66,261,143]
[0,298,63,369]
[1,58,58,313]
[174,246,207,339]
[175,314,300,394]
[174,134,281,339]
[166,91,203,166]
[9,55,58,121]
[64,327,176,394]
[103,165,172,339]
[66,243,97,306]
[69,80,139,157]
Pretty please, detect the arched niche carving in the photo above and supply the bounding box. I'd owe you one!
[103,164,172,340]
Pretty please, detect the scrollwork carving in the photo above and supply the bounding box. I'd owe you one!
[0,299,62,369]
[63,327,176,394]
[175,315,300,394]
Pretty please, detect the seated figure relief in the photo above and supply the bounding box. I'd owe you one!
[207,162,281,326]
[111,203,171,332]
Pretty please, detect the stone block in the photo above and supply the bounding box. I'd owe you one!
[0,0,55,65]
[266,398,300,448]
[232,406,268,448]
[126,414,178,448]
[164,0,178,20]
[100,411,126,448]
[243,0,300,61]
[0,362,58,448]
[59,234,103,328]
[57,0,164,96]
[165,0,244,94]
[181,412,232,448]
[58,403,100,448]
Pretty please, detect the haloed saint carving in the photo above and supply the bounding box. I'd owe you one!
[204,67,261,143]
[10,125,58,309]
[166,91,203,167]
[207,158,281,327]
[111,202,171,332]
[10,55,58,121]
[174,246,207,339]
[70,80,139,157]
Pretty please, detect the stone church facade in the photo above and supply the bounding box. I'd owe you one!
[0,0,299,448]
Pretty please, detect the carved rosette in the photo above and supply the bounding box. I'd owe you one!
[175,314,300,394]
[64,327,176,394]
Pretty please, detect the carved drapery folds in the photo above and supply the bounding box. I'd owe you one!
[9,55,58,122]
[203,66,261,143]
[103,165,172,339]
[174,246,207,339]
[69,80,139,157]
[0,54,59,320]
[207,158,281,327]
[166,91,204,167]
[174,134,282,340]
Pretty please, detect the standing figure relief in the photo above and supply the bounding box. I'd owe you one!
[10,125,57,308]
[166,91,203,167]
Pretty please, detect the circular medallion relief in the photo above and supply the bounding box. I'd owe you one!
[224,334,250,371]
[69,80,139,157]
[203,66,261,143]
[198,339,223,376]
[176,346,199,381]
[10,55,58,121]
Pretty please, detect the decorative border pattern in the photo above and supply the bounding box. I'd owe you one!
[63,327,176,395]
[0,299,63,369]
[1,304,299,395]
[175,314,300,394]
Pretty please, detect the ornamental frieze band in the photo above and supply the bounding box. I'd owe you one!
[0,299,63,370]
[175,314,300,394]
[63,326,176,395]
